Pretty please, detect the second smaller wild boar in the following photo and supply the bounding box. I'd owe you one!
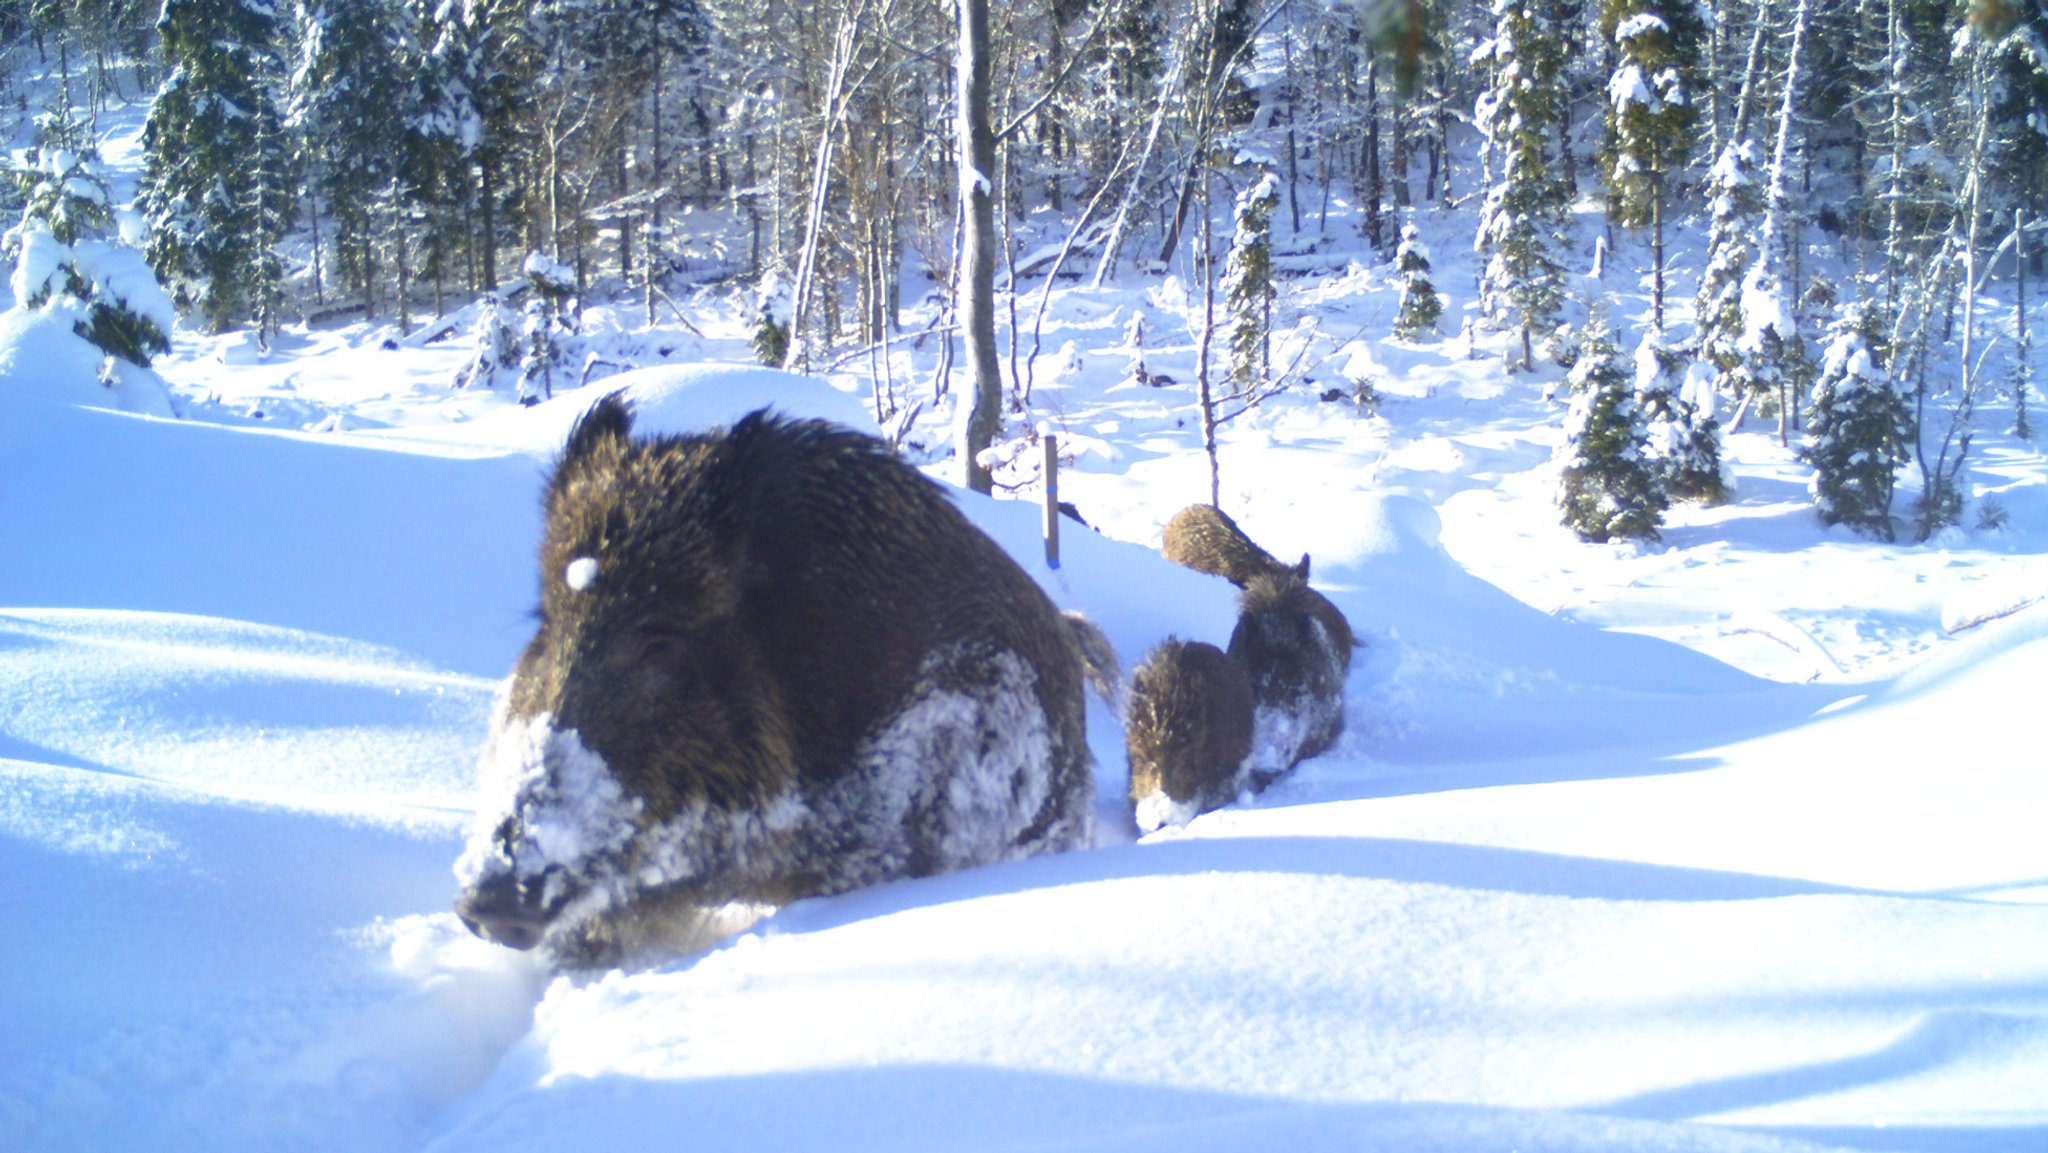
[1126,637,1256,833]
[1228,570,1354,777]
[1160,504,1308,588]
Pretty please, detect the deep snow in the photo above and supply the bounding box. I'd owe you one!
[5,91,2047,1153]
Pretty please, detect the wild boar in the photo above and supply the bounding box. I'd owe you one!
[1160,503,1308,588]
[1125,638,1255,833]
[1227,570,1353,777]
[455,396,1104,965]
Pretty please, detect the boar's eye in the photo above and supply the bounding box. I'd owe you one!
[624,629,689,668]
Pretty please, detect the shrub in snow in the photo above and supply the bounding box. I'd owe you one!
[455,399,1110,966]
[1222,171,1279,395]
[1392,222,1443,339]
[1558,315,1668,542]
[1634,331,1727,504]
[1802,300,1911,540]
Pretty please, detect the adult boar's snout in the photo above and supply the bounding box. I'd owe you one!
[456,873,549,951]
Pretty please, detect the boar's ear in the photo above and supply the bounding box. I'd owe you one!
[563,391,634,468]
[1293,553,1311,582]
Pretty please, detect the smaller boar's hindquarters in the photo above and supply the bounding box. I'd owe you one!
[455,397,1098,964]
[1160,504,1308,588]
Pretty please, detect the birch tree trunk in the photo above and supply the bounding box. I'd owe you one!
[782,9,860,374]
[957,0,1004,494]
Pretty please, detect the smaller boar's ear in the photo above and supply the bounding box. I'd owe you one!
[564,392,634,467]
[1293,553,1311,582]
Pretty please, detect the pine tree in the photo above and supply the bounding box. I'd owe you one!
[1222,171,1278,395]
[1735,0,1812,438]
[1802,299,1912,539]
[1558,313,1668,541]
[1694,138,1763,399]
[289,0,426,316]
[1634,328,1727,503]
[1473,0,1570,371]
[1393,220,1444,338]
[6,147,172,369]
[140,0,294,333]
[1599,0,1701,329]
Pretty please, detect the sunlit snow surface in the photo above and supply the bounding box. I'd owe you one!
[4,110,2047,1152]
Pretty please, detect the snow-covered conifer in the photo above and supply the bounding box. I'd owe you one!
[1634,329,1726,504]
[1695,139,1764,398]
[517,252,576,405]
[5,149,173,371]
[290,0,430,317]
[454,295,520,390]
[1558,314,1667,542]
[750,277,791,367]
[1473,0,1569,370]
[1599,0,1700,328]
[1222,171,1279,395]
[140,0,294,333]
[1392,221,1443,339]
[1802,300,1911,540]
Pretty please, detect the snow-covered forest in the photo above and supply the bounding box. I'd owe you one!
[4,0,2048,1150]
[5,0,2045,533]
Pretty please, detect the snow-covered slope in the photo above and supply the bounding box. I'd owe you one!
[4,357,2043,1153]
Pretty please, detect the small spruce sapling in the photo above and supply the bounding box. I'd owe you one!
[750,276,791,367]
[1634,329,1727,504]
[1393,222,1443,339]
[455,295,520,390]
[517,252,576,405]
[1121,309,1152,386]
[1802,299,1911,539]
[1558,314,1668,542]
[5,148,173,370]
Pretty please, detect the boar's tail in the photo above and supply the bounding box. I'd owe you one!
[1064,613,1122,710]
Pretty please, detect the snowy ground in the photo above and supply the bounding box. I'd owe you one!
[5,97,2047,1153]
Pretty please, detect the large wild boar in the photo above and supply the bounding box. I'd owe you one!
[1227,570,1354,775]
[1160,503,1308,588]
[455,396,1104,965]
[1125,637,1254,833]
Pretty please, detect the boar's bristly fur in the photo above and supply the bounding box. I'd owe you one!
[1160,503,1308,588]
[455,396,1098,966]
[1227,570,1354,777]
[1125,638,1255,833]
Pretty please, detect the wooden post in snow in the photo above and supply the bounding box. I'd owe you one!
[1042,432,1060,569]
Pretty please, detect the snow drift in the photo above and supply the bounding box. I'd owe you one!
[4,362,2043,1153]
